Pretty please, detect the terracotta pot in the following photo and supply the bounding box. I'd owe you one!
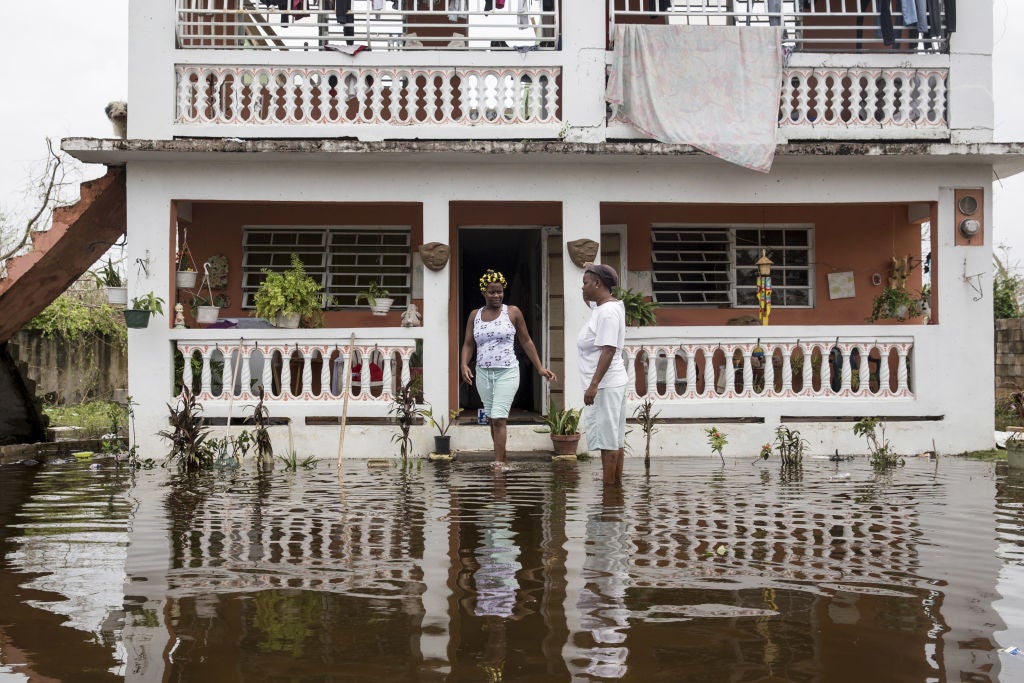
[550,433,581,456]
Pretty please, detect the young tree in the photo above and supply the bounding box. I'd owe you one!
[994,246,1024,320]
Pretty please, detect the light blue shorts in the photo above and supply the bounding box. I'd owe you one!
[476,366,520,420]
[584,384,627,451]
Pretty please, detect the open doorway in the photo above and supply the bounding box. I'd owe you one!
[458,227,546,419]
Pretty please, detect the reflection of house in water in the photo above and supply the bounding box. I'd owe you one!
[124,462,1007,680]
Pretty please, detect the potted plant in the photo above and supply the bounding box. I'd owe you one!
[190,294,228,325]
[176,253,198,290]
[423,405,461,454]
[1007,432,1024,469]
[535,399,583,456]
[867,286,923,323]
[124,292,165,329]
[614,286,660,326]
[253,254,326,328]
[96,258,127,305]
[356,281,394,316]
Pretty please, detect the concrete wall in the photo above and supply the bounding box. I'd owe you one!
[996,318,1024,402]
[0,343,45,446]
[10,331,126,405]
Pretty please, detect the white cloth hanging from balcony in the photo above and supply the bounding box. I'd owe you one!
[607,25,782,173]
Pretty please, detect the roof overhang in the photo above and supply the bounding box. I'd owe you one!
[62,137,1024,178]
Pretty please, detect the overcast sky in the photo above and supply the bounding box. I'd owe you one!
[1,1,1022,267]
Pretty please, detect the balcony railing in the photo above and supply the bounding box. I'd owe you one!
[623,333,915,402]
[176,0,560,51]
[610,0,950,54]
[174,333,418,414]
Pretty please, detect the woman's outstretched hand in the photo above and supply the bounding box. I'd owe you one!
[539,367,557,383]
[460,364,474,385]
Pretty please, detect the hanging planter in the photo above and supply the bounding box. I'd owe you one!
[106,286,128,306]
[123,309,151,329]
[95,258,127,305]
[196,306,219,324]
[175,230,198,290]
[192,265,221,326]
[356,281,393,316]
[176,270,198,289]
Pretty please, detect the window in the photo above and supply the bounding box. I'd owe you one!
[242,226,411,309]
[651,226,813,307]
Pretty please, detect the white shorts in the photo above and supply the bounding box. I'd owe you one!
[584,383,627,451]
[476,366,520,420]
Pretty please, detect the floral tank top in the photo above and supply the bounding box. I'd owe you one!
[474,305,517,368]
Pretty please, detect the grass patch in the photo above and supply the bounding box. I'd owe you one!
[956,449,1004,461]
[44,400,127,439]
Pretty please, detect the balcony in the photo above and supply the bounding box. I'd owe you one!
[172,1,951,141]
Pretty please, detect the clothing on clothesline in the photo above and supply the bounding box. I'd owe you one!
[517,0,529,29]
[448,0,468,22]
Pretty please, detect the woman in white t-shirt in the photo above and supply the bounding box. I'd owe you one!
[578,263,628,486]
[461,269,556,468]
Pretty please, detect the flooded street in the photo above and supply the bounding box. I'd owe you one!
[2,455,1024,681]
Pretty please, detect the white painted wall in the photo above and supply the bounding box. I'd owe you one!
[123,154,996,458]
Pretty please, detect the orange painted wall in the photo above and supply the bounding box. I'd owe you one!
[601,202,929,326]
[179,202,422,328]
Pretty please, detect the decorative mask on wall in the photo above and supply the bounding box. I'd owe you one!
[419,242,450,272]
[567,239,599,268]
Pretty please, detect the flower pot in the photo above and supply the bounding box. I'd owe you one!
[550,433,581,456]
[273,312,301,329]
[176,270,198,289]
[123,309,151,329]
[433,435,451,455]
[1008,442,1024,469]
[196,306,220,324]
[105,286,128,306]
[370,297,394,316]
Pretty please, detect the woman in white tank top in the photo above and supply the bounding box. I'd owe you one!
[460,269,557,468]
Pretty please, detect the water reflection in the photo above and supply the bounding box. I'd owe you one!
[3,457,1024,680]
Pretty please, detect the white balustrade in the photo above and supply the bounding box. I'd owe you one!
[175,336,416,406]
[176,65,560,126]
[780,67,947,135]
[624,335,915,402]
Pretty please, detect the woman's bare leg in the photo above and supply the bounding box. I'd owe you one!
[601,449,618,485]
[491,418,508,463]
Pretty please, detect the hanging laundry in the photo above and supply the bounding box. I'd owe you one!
[448,0,468,22]
[517,0,529,29]
[913,0,929,34]
[767,0,781,27]
[335,0,354,45]
[900,0,917,28]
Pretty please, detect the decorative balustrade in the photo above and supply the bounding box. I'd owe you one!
[174,335,417,407]
[610,0,950,54]
[176,0,560,51]
[623,334,915,402]
[176,64,561,127]
[779,65,947,137]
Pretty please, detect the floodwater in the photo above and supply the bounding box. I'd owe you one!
[2,456,1024,682]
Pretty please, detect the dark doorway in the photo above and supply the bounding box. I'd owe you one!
[458,228,545,417]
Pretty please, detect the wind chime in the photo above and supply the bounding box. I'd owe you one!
[756,249,774,326]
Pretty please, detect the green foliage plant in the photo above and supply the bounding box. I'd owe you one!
[25,281,126,347]
[278,450,317,471]
[994,268,1024,319]
[705,426,727,465]
[535,399,582,436]
[158,386,214,472]
[355,280,391,308]
[253,254,326,326]
[129,292,165,315]
[44,400,126,440]
[866,286,922,323]
[632,397,660,468]
[772,425,808,467]
[388,376,424,461]
[423,406,462,437]
[614,286,660,326]
[95,258,123,287]
[853,416,903,469]
[246,387,274,467]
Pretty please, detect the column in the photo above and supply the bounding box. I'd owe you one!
[421,198,450,412]
[558,0,609,143]
[561,196,601,409]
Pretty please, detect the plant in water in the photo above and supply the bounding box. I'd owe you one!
[853,416,903,468]
[613,286,660,326]
[632,398,660,469]
[705,427,728,465]
[246,387,274,467]
[158,386,214,472]
[388,377,424,460]
[535,399,583,436]
[423,406,462,437]
[772,425,808,467]
[278,450,317,471]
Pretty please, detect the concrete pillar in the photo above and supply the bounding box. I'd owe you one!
[128,1,176,139]
[561,196,601,409]
[559,0,609,143]
[421,198,450,412]
[948,1,993,143]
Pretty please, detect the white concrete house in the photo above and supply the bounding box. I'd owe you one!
[63,0,1024,458]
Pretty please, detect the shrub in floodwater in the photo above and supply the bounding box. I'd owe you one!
[247,387,274,467]
[388,376,424,461]
[278,450,316,471]
[158,386,214,472]
[632,398,660,469]
[773,425,808,467]
[705,427,727,465]
[853,417,903,468]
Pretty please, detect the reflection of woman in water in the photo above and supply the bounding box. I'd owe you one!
[461,269,556,468]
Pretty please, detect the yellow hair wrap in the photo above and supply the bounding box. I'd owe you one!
[479,269,508,292]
